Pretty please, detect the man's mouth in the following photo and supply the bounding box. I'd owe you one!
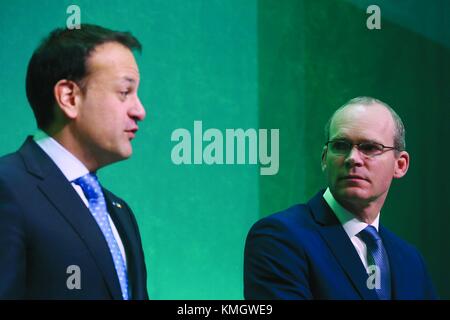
[340,175,368,181]
[125,127,138,139]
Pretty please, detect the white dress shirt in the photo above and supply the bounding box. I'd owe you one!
[34,131,127,265]
[323,188,380,271]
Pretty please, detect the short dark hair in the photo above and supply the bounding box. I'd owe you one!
[26,24,142,130]
[324,96,406,151]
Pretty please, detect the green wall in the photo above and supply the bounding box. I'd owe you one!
[0,0,448,299]
[0,0,258,299]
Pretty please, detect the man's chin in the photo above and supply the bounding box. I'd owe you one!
[336,187,370,202]
[119,148,132,160]
[107,146,133,164]
[118,141,133,158]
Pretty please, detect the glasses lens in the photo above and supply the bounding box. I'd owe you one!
[330,140,350,154]
[358,142,383,156]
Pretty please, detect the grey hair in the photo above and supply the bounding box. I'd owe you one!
[324,96,406,151]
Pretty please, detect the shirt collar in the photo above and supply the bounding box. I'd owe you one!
[33,130,89,182]
[323,187,380,238]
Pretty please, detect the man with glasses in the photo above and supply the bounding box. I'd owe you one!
[244,97,437,300]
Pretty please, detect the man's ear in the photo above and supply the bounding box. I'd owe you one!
[393,150,409,178]
[321,146,328,172]
[53,79,82,120]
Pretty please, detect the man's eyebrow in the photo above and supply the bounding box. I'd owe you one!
[120,77,137,84]
[330,135,348,141]
[332,136,385,145]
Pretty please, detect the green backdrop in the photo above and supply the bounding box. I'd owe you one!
[0,0,448,299]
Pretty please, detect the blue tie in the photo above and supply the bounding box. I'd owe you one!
[73,173,129,300]
[358,225,391,300]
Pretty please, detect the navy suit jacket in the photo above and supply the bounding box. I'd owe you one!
[0,137,148,299]
[244,190,437,300]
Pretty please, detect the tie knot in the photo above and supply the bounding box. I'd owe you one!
[358,225,381,246]
[73,173,102,200]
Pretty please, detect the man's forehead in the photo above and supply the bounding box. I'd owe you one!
[330,103,395,139]
[86,42,139,77]
[333,103,392,124]
[86,67,140,86]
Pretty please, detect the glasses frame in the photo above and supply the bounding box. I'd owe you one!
[325,139,398,157]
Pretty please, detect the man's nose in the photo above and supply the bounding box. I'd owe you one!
[130,97,146,121]
[344,145,364,167]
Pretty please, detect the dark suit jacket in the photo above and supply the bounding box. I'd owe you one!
[244,190,437,300]
[0,137,148,299]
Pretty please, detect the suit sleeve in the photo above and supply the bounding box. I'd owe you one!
[244,217,312,300]
[0,178,26,299]
[417,251,439,300]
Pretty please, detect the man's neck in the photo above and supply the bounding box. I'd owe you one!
[45,126,103,172]
[335,196,385,225]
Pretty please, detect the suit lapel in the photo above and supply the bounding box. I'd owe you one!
[105,193,149,300]
[308,192,379,300]
[318,225,379,300]
[379,227,409,299]
[19,137,123,299]
[104,192,138,299]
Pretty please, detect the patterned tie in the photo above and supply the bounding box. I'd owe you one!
[358,225,391,300]
[73,173,129,300]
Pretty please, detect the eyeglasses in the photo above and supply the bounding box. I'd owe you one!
[325,139,397,157]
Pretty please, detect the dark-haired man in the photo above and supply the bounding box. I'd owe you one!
[244,97,437,300]
[0,24,148,299]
